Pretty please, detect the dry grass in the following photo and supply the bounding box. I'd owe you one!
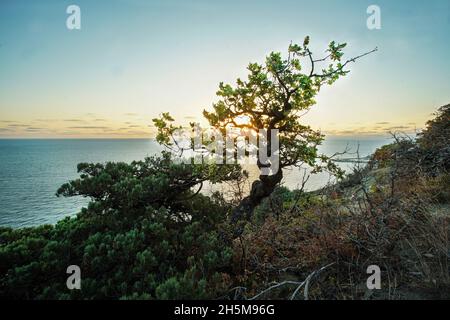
[228,153,449,300]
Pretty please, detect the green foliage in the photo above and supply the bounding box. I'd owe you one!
[417,104,450,174]
[370,142,406,169]
[151,38,373,222]
[0,153,237,299]
[202,37,357,175]
[234,110,450,299]
[56,151,243,214]
[153,112,181,148]
[153,37,369,185]
[1,103,448,300]
[253,187,298,222]
[369,104,449,177]
[0,206,231,299]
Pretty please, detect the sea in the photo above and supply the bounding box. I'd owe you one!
[0,137,392,228]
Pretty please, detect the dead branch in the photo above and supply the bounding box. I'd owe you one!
[248,263,335,300]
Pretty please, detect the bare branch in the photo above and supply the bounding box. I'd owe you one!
[312,47,378,78]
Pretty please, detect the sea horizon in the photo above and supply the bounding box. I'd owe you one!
[0,136,393,228]
[0,134,399,140]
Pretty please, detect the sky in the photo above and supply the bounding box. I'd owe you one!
[0,0,449,138]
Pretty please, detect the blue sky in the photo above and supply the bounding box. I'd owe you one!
[0,0,449,137]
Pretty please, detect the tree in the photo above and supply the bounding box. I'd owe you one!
[417,104,450,174]
[56,151,244,215]
[154,37,377,223]
[0,153,240,299]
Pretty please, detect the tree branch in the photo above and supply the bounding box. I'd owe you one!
[312,47,378,78]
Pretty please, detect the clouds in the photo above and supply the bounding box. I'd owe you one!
[67,126,109,130]
[0,109,422,139]
[0,115,141,137]
[0,113,160,138]
[325,122,420,137]
[0,115,421,138]
[6,124,29,128]
[1,0,448,141]
[63,119,85,122]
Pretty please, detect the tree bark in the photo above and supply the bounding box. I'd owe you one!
[231,169,283,224]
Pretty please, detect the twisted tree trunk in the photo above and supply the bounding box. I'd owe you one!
[231,124,282,224]
[231,169,283,224]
